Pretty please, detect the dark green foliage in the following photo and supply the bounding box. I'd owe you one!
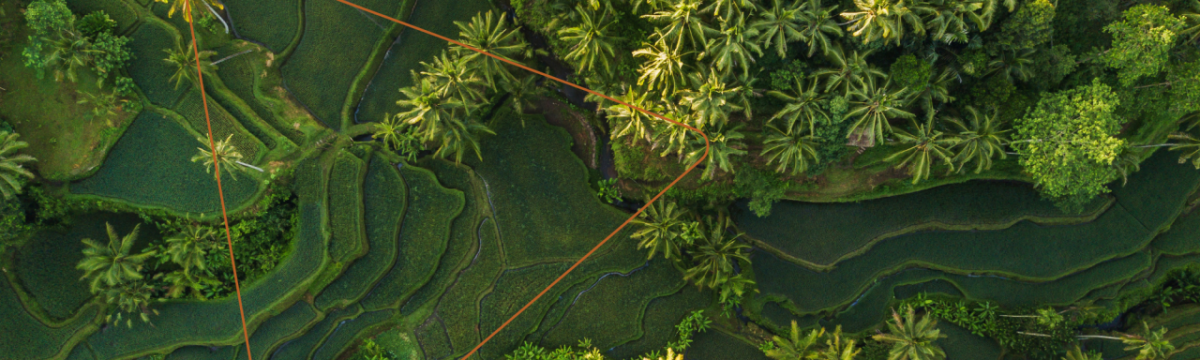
[1100,4,1185,86]
[24,0,74,37]
[768,60,806,92]
[900,295,1082,357]
[1147,266,1200,310]
[734,166,787,218]
[889,54,933,91]
[76,11,116,39]
[71,111,258,213]
[90,31,131,75]
[1031,44,1078,90]
[996,0,1055,51]
[956,49,990,77]
[203,183,298,298]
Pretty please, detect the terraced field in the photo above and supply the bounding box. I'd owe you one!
[6,0,1198,359]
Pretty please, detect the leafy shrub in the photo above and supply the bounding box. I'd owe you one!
[595,178,620,203]
[77,11,116,39]
[889,54,932,91]
[91,31,133,75]
[734,166,787,217]
[768,60,806,92]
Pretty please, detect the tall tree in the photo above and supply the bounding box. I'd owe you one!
[764,321,824,360]
[191,134,245,181]
[796,0,843,58]
[634,37,694,98]
[558,4,622,75]
[1100,4,1186,86]
[154,0,225,23]
[886,115,956,184]
[704,13,763,77]
[841,0,927,45]
[922,0,989,44]
[164,41,215,90]
[607,89,663,144]
[683,215,751,289]
[455,10,529,87]
[1013,79,1125,210]
[873,305,948,360]
[815,46,885,96]
[643,0,714,51]
[395,77,493,163]
[845,76,914,147]
[164,225,214,274]
[684,124,747,180]
[631,199,688,260]
[987,48,1036,83]
[77,223,155,293]
[680,70,742,129]
[372,113,423,162]
[40,29,100,83]
[995,0,1055,51]
[752,0,805,58]
[102,281,158,327]
[0,132,37,200]
[419,52,486,108]
[1169,131,1200,169]
[761,125,820,176]
[946,106,1009,174]
[768,75,829,134]
[1182,0,1200,45]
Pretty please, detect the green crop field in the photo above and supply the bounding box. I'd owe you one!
[353,0,493,124]
[0,275,100,360]
[327,150,367,264]
[71,111,259,213]
[540,259,684,350]
[311,309,392,360]
[437,217,505,352]
[222,0,299,53]
[127,19,187,107]
[269,305,361,360]
[174,89,266,162]
[608,286,713,359]
[233,301,319,360]
[280,0,403,129]
[211,43,306,145]
[359,164,463,311]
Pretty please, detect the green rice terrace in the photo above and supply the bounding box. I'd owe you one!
[3,0,1200,359]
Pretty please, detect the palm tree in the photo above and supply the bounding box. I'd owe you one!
[905,67,956,114]
[633,38,693,98]
[191,134,245,181]
[631,199,688,260]
[762,125,821,176]
[821,326,861,360]
[814,46,886,96]
[704,13,763,77]
[946,106,1009,174]
[730,71,762,120]
[1179,0,1199,45]
[885,116,956,184]
[1063,344,1101,360]
[77,223,155,293]
[1168,131,1200,169]
[655,104,700,157]
[155,0,225,24]
[164,41,216,90]
[841,0,928,45]
[922,0,988,44]
[454,10,528,87]
[845,76,915,147]
[502,75,541,117]
[419,52,486,108]
[642,0,714,51]
[0,132,37,200]
[396,78,493,163]
[987,48,1035,83]
[103,280,158,327]
[872,305,947,360]
[765,321,824,360]
[796,0,844,58]
[768,75,829,134]
[159,270,215,299]
[559,4,622,74]
[684,123,747,180]
[42,29,101,83]
[165,224,214,273]
[705,0,757,20]
[680,70,742,129]
[683,215,751,289]
[752,0,805,58]
[1074,322,1174,360]
[607,89,662,145]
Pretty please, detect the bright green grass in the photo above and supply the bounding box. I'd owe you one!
[164,345,238,360]
[0,275,99,360]
[438,218,504,353]
[400,158,485,316]
[685,329,770,360]
[71,110,258,214]
[127,20,186,107]
[608,286,713,359]
[312,309,393,360]
[174,89,266,162]
[280,0,401,129]
[359,164,463,311]
[327,150,367,264]
[233,300,319,360]
[211,43,306,145]
[84,202,326,359]
[353,0,492,124]
[415,316,453,359]
[222,0,299,53]
[66,0,138,34]
[466,109,639,267]
[540,259,685,351]
[738,180,1110,268]
[15,213,156,320]
[269,305,362,360]
[315,156,406,311]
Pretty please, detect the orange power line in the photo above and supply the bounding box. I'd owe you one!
[339,0,711,358]
[182,4,254,360]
